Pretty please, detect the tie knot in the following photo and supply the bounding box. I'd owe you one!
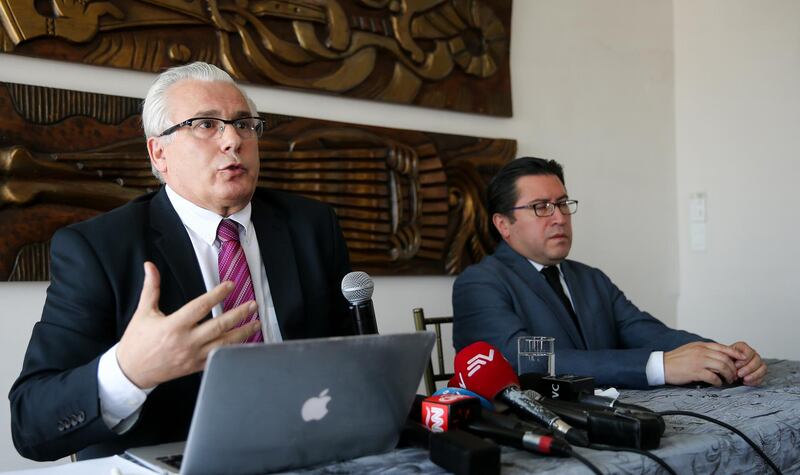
[541,265,559,280]
[217,219,240,243]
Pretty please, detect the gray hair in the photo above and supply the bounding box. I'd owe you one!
[142,61,258,181]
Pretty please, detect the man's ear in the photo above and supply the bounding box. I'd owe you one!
[147,137,168,175]
[492,213,512,240]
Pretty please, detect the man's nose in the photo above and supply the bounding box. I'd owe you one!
[218,124,242,152]
[551,207,569,224]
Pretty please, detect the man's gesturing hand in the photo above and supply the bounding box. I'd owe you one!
[116,262,261,389]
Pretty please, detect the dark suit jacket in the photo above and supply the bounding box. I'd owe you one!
[9,187,353,461]
[453,241,705,389]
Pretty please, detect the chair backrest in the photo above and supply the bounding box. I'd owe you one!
[413,307,454,396]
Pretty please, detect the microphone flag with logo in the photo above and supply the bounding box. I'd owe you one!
[452,341,518,398]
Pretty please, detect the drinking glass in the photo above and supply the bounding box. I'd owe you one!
[517,336,555,376]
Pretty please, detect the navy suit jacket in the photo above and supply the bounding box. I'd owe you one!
[453,241,705,388]
[9,187,353,461]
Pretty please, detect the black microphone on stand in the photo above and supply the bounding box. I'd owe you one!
[341,271,378,335]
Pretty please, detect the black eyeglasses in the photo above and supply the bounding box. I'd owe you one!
[158,117,264,140]
[509,200,579,217]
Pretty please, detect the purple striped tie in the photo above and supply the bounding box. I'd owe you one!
[217,219,263,343]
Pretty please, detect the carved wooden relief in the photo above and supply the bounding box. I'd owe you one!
[0,81,514,281]
[0,0,512,116]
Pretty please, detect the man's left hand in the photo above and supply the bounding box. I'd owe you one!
[729,341,767,386]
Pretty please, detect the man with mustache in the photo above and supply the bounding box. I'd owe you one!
[10,62,353,460]
[453,157,766,388]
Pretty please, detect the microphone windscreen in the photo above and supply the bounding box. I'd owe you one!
[453,342,519,400]
[341,271,374,303]
[421,395,481,433]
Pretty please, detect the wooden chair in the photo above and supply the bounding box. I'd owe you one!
[413,307,454,395]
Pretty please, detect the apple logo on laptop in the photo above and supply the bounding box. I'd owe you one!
[301,389,331,422]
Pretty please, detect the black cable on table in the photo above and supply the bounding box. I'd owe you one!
[569,450,603,475]
[588,443,676,475]
[659,410,783,475]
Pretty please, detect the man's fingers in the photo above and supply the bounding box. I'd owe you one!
[702,342,744,360]
[738,353,763,378]
[702,351,738,383]
[699,369,723,387]
[135,262,162,315]
[198,320,262,360]
[743,363,767,386]
[193,300,257,343]
[729,341,755,359]
[172,281,235,327]
[221,319,262,345]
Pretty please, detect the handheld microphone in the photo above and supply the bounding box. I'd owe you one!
[520,390,664,449]
[452,342,589,447]
[340,271,378,334]
[519,373,663,433]
[577,394,660,419]
[415,394,571,457]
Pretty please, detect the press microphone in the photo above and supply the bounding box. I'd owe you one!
[519,373,662,424]
[340,271,378,334]
[577,394,663,423]
[414,394,571,457]
[452,342,589,447]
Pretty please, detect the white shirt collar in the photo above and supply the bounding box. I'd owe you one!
[165,185,252,246]
[527,259,562,275]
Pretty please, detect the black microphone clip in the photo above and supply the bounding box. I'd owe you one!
[519,373,595,401]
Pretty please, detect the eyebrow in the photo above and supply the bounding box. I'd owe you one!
[528,194,569,204]
[192,109,252,119]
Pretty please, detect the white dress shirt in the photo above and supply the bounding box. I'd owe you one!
[97,186,282,432]
[528,260,665,386]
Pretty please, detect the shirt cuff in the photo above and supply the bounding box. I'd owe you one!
[97,343,155,433]
[645,351,665,386]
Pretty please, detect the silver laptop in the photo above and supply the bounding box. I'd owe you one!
[126,332,434,475]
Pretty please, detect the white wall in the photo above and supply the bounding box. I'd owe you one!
[0,0,687,469]
[674,0,800,359]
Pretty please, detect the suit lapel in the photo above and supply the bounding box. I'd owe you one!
[495,242,585,349]
[149,188,207,314]
[251,197,304,339]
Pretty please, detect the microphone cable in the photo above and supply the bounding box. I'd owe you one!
[658,410,783,475]
[588,443,676,475]
[568,450,603,475]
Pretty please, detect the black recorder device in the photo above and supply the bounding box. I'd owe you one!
[519,373,595,400]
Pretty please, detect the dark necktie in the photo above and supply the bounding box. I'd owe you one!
[217,219,263,343]
[541,266,586,347]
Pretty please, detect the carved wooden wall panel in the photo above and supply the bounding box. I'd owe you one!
[0,0,512,116]
[0,81,514,281]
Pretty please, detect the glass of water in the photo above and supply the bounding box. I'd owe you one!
[517,336,555,376]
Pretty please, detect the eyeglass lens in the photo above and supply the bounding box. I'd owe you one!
[190,118,263,139]
[535,201,577,216]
